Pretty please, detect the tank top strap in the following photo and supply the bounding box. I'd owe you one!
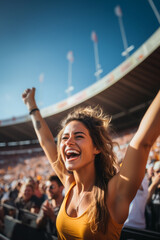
[65,181,76,198]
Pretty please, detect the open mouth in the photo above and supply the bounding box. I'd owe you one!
[65,149,81,161]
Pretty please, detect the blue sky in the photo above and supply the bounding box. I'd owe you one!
[0,0,160,120]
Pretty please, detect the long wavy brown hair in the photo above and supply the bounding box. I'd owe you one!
[57,106,118,233]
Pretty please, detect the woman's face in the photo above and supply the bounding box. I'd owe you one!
[60,120,99,171]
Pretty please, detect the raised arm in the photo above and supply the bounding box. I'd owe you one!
[22,88,68,184]
[107,90,160,223]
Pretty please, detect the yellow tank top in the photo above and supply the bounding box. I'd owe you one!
[56,182,123,240]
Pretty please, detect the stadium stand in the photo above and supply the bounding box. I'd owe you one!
[0,28,160,239]
[0,28,160,144]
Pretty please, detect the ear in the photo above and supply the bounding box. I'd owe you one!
[93,147,101,155]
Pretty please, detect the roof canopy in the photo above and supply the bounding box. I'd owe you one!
[0,28,160,144]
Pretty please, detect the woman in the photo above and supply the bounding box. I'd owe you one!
[22,88,160,239]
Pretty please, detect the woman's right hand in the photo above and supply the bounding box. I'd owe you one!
[22,87,37,110]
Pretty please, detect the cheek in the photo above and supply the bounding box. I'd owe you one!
[59,143,66,162]
[59,142,64,155]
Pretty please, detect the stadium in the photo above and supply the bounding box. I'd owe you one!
[0,27,160,239]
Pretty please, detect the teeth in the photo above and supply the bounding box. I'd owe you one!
[65,149,80,155]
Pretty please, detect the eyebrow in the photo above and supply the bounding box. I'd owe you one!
[62,131,87,136]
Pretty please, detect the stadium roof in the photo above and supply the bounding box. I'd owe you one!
[0,28,160,145]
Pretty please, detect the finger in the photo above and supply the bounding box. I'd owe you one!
[22,89,29,99]
[45,200,50,207]
[22,93,26,99]
[43,209,49,215]
[22,88,30,95]
[43,200,49,207]
[42,206,49,211]
[32,87,36,95]
[26,88,31,93]
[42,206,47,211]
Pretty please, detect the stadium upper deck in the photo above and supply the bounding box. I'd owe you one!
[0,28,160,144]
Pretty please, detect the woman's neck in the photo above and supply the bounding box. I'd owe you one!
[73,162,96,194]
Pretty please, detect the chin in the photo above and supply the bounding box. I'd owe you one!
[65,165,75,171]
[65,162,77,172]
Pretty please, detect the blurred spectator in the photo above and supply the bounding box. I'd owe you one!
[146,160,156,186]
[0,205,4,233]
[9,180,22,204]
[0,187,5,201]
[14,183,40,213]
[34,180,47,206]
[124,174,149,229]
[0,181,22,207]
[0,184,11,205]
[25,176,36,187]
[36,175,64,236]
[146,160,160,232]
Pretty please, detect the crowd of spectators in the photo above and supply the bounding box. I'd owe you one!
[0,174,64,239]
[0,127,159,238]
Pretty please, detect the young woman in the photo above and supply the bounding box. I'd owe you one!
[22,88,160,239]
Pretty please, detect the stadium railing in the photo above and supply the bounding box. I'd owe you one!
[3,214,57,240]
[0,233,10,240]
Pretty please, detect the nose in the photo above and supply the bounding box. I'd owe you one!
[65,136,75,146]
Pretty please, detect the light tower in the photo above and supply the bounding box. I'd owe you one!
[65,51,74,98]
[148,0,160,24]
[114,5,134,58]
[91,31,103,81]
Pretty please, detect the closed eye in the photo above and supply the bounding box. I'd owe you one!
[61,131,86,141]
[61,136,69,140]
[76,135,84,139]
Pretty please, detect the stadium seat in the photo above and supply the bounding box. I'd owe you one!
[3,215,22,239]
[1,204,18,219]
[17,208,38,228]
[120,226,160,240]
[3,215,57,240]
